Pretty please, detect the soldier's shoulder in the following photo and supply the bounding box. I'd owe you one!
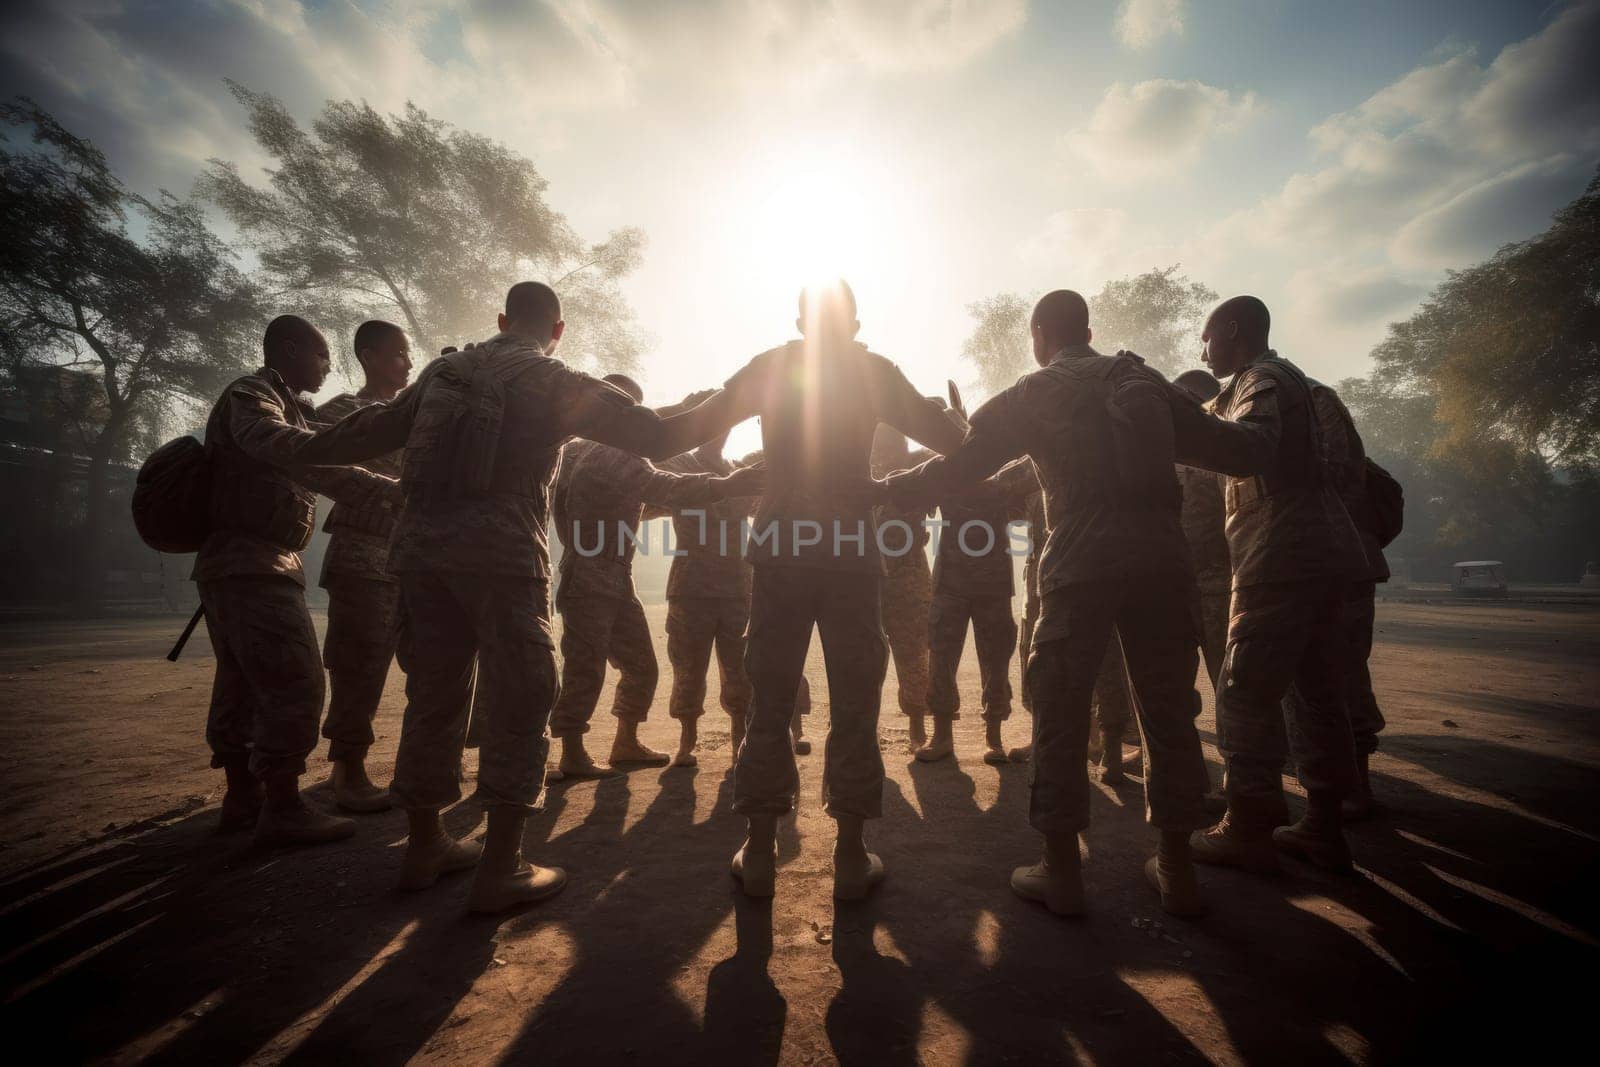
[223,372,284,409]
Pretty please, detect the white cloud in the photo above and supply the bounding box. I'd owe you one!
[1068,79,1257,176]
[832,0,1026,71]
[1390,154,1595,268]
[1114,0,1186,50]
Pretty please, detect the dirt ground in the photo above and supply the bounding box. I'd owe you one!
[1,597,1597,1064]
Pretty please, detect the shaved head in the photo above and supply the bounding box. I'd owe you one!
[602,373,644,404]
[1174,369,1221,403]
[263,314,318,358]
[1201,295,1272,379]
[797,279,859,340]
[1207,295,1270,343]
[262,314,330,394]
[1029,289,1091,365]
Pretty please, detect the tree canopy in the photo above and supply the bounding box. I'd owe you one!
[200,83,646,374]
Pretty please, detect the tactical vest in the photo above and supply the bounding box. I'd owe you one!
[205,375,317,552]
[399,338,564,509]
[1033,351,1182,528]
[1218,354,1323,517]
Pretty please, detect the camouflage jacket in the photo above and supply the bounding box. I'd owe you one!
[1310,381,1389,582]
[265,332,679,579]
[891,345,1191,597]
[1176,464,1232,595]
[554,439,733,601]
[719,339,964,573]
[1173,351,1369,589]
[931,457,1038,598]
[660,447,757,601]
[191,368,398,587]
[315,391,405,586]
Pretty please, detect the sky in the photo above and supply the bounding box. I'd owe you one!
[3,0,1598,454]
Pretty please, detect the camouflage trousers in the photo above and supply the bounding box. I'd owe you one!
[321,574,400,762]
[1198,589,1230,694]
[735,565,887,820]
[927,591,1017,722]
[666,597,753,721]
[394,572,558,811]
[881,558,931,717]
[1026,580,1209,835]
[1219,580,1358,827]
[1282,580,1385,755]
[198,576,325,780]
[1089,634,1136,743]
[549,591,658,737]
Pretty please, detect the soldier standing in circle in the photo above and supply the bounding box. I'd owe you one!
[1174,296,1370,876]
[194,315,400,847]
[657,280,966,900]
[279,282,747,910]
[548,377,757,779]
[314,320,413,812]
[871,425,935,752]
[885,290,1212,917]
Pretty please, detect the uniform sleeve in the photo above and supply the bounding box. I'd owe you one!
[294,380,424,465]
[225,386,400,502]
[885,390,1026,501]
[871,357,966,456]
[1172,368,1281,477]
[633,460,729,511]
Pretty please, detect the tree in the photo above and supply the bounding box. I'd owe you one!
[1088,265,1217,377]
[0,100,262,611]
[200,83,646,375]
[1341,167,1600,581]
[960,293,1031,398]
[1367,169,1600,465]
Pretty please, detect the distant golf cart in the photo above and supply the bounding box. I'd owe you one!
[1451,561,1508,598]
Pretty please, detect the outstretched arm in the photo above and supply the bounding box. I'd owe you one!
[1170,373,1280,477]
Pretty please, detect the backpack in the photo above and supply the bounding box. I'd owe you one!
[132,435,212,552]
[1364,457,1404,547]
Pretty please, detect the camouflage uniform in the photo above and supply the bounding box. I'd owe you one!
[660,446,756,725]
[872,429,932,720]
[548,439,735,738]
[926,459,1036,724]
[281,332,680,811]
[192,369,398,780]
[1173,350,1370,827]
[891,344,1211,835]
[1296,382,1390,754]
[717,338,965,819]
[1018,490,1045,712]
[1177,462,1232,689]
[314,391,404,763]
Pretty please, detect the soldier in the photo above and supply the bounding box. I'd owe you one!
[1009,481,1047,764]
[194,315,399,847]
[313,320,413,813]
[659,281,965,900]
[1299,376,1390,819]
[1172,369,1231,691]
[1174,296,1370,876]
[277,282,746,911]
[548,377,754,779]
[885,290,1211,918]
[659,430,757,767]
[871,426,934,751]
[917,448,1038,766]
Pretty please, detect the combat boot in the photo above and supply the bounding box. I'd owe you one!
[1010,833,1084,916]
[1342,752,1379,821]
[398,809,483,891]
[332,757,391,814]
[1273,792,1354,874]
[468,806,567,913]
[1190,810,1280,875]
[914,716,955,762]
[832,815,885,900]
[218,754,262,833]
[730,815,777,898]
[255,772,357,848]
[1145,831,1205,918]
